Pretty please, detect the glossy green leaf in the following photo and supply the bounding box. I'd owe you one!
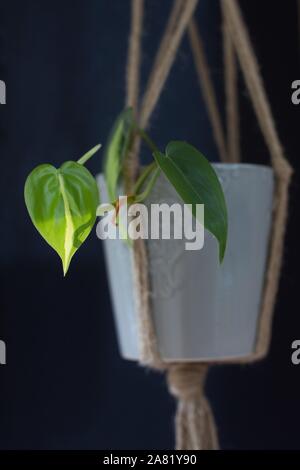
[153,141,228,262]
[24,161,99,275]
[104,107,134,201]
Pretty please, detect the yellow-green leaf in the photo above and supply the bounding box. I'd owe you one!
[24,161,99,275]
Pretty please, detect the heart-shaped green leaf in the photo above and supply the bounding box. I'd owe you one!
[104,107,134,201]
[153,141,228,262]
[24,161,99,275]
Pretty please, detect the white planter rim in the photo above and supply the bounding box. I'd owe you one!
[211,162,272,172]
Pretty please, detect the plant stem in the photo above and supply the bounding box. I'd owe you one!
[124,127,160,200]
[137,128,159,153]
[132,128,161,196]
[133,161,156,194]
[77,144,101,165]
[135,166,161,203]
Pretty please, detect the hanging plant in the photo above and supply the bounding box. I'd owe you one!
[24,108,228,274]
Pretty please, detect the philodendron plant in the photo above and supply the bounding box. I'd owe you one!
[24,108,228,275]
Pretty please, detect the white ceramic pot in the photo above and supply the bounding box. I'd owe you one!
[97,163,274,362]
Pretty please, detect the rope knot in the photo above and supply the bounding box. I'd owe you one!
[167,364,207,401]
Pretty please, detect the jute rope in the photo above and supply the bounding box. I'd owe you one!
[183,0,293,363]
[126,0,143,112]
[188,19,228,163]
[145,0,184,96]
[126,0,200,369]
[167,364,219,450]
[222,1,240,162]
[124,0,144,188]
[139,0,199,130]
[187,13,240,164]
[222,0,291,176]
[123,0,292,450]
[125,0,160,365]
[221,0,292,362]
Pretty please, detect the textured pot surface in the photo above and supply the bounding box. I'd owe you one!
[98,163,274,362]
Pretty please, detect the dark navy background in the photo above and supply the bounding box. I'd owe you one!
[0,0,299,449]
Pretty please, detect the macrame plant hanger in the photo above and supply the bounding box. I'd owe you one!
[124,0,293,450]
